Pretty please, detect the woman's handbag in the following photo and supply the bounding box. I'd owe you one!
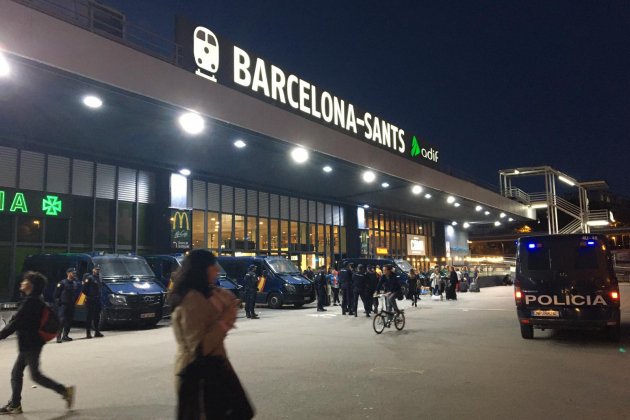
[178,352,254,420]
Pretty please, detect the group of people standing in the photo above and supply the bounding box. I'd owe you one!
[429,265,479,301]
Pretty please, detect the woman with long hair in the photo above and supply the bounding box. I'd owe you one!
[170,249,253,420]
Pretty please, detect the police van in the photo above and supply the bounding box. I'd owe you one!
[145,254,243,298]
[218,256,315,309]
[22,253,167,329]
[514,235,621,340]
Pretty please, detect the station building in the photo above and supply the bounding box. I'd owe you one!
[0,0,532,298]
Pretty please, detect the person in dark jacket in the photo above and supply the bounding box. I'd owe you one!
[0,271,75,415]
[408,269,420,307]
[82,265,104,339]
[338,263,354,315]
[54,268,78,343]
[243,265,259,319]
[446,266,458,300]
[375,264,402,318]
[351,265,371,317]
[315,267,328,312]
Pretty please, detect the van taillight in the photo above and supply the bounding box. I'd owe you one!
[515,289,523,305]
[611,291,619,300]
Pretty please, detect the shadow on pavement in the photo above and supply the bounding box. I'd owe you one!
[533,321,630,350]
[18,404,174,420]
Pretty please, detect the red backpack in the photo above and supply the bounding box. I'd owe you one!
[39,303,60,342]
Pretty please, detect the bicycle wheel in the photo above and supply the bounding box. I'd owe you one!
[394,312,405,331]
[373,314,386,334]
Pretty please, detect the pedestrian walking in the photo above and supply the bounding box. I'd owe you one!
[446,266,458,300]
[328,267,340,306]
[430,268,442,300]
[351,264,370,317]
[170,249,253,420]
[338,263,354,315]
[315,267,328,312]
[54,268,78,343]
[82,265,104,339]
[408,269,420,307]
[0,271,75,414]
[243,265,259,319]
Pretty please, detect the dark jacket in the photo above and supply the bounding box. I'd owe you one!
[352,272,367,292]
[315,271,327,291]
[365,272,379,292]
[54,278,78,306]
[449,271,459,285]
[376,273,401,294]
[244,272,259,291]
[408,275,419,292]
[82,273,102,300]
[0,295,45,351]
[338,268,353,290]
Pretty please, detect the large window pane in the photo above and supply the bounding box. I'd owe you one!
[317,224,325,253]
[138,204,154,248]
[270,219,279,251]
[280,220,289,251]
[234,215,245,250]
[0,246,11,299]
[290,221,298,249]
[334,226,340,254]
[221,214,233,253]
[258,218,269,251]
[207,212,219,251]
[17,216,42,243]
[247,217,257,250]
[71,197,92,245]
[45,218,68,244]
[192,210,205,249]
[0,215,12,242]
[299,222,308,251]
[95,200,114,246]
[117,201,133,247]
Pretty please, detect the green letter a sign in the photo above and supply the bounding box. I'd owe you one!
[10,192,28,213]
[410,136,421,157]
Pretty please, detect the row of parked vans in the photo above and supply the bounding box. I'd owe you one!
[18,252,419,330]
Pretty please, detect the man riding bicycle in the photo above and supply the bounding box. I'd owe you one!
[375,264,402,319]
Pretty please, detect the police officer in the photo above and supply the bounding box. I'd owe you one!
[366,265,380,313]
[54,268,78,343]
[244,265,259,319]
[315,266,327,312]
[338,262,354,315]
[352,264,369,317]
[82,265,104,339]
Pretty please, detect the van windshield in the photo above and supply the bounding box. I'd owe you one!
[394,259,413,273]
[267,258,300,275]
[95,257,155,279]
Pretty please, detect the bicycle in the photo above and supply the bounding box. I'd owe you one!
[372,293,405,334]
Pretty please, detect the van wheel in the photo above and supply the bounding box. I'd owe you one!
[268,293,283,309]
[520,324,534,339]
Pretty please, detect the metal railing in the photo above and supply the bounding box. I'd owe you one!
[12,0,183,65]
[555,196,581,218]
[559,219,582,234]
[588,209,609,223]
[505,187,530,205]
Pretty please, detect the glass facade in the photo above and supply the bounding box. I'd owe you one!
[189,179,346,270]
[0,146,156,299]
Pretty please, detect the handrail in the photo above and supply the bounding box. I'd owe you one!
[559,219,582,234]
[505,187,530,204]
[555,196,582,218]
[588,209,609,221]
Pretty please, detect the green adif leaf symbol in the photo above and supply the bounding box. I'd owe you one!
[411,136,421,157]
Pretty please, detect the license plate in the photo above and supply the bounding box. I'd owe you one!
[304,297,310,301]
[140,312,156,319]
[531,309,559,317]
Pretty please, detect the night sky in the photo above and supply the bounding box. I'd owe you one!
[105,0,630,196]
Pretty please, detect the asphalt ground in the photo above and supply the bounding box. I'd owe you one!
[0,285,628,420]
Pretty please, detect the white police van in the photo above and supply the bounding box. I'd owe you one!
[514,234,621,341]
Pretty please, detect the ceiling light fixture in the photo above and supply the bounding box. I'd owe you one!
[178,112,205,135]
[362,204,370,209]
[484,211,490,216]
[508,218,514,222]
[362,170,376,183]
[291,147,309,163]
[558,175,575,186]
[500,212,506,218]
[82,95,103,109]
[323,166,333,173]
[412,185,423,195]
[381,182,390,188]
[494,221,501,227]
[463,222,470,229]
[452,221,458,226]
[454,202,461,208]
[475,205,483,212]
[234,139,246,148]
[447,196,456,204]
[179,168,191,176]
[424,193,432,199]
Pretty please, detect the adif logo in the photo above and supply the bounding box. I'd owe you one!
[410,135,439,163]
[194,26,219,82]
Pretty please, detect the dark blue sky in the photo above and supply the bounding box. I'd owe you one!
[104,0,630,195]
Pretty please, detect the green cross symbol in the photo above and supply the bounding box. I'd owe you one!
[42,195,62,216]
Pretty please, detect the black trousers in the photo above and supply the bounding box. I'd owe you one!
[341,288,353,314]
[11,348,65,406]
[332,288,340,304]
[316,288,326,310]
[410,289,418,305]
[245,290,256,316]
[86,300,101,334]
[352,289,372,315]
[57,304,75,339]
